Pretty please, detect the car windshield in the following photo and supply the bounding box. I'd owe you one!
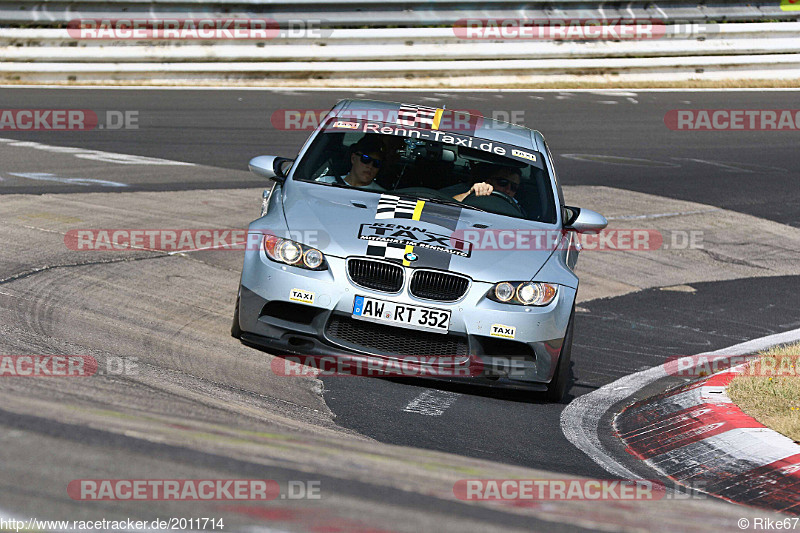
[291,118,558,223]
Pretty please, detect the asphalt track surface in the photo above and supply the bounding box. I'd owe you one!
[1,88,800,530]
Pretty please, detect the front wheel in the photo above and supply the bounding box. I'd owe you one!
[545,306,574,403]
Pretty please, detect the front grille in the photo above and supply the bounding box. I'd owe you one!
[410,270,470,301]
[326,316,468,357]
[348,258,403,292]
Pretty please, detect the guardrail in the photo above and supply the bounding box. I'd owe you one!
[0,2,797,84]
[2,24,799,62]
[1,0,798,26]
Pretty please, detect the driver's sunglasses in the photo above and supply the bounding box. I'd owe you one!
[355,152,383,169]
[493,178,519,192]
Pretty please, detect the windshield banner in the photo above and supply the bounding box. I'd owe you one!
[326,119,544,168]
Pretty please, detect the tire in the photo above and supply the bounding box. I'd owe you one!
[545,306,574,403]
[231,293,242,339]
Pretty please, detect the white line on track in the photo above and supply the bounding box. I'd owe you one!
[587,91,639,97]
[606,208,720,220]
[0,137,193,166]
[673,158,756,173]
[560,327,800,479]
[403,390,460,416]
[9,171,128,187]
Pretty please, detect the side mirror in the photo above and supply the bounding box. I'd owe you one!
[563,206,608,233]
[248,155,294,183]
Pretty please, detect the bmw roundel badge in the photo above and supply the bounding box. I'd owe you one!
[404,252,418,262]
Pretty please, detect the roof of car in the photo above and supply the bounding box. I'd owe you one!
[331,99,542,152]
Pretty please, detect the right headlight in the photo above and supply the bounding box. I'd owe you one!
[263,235,327,270]
[487,282,557,306]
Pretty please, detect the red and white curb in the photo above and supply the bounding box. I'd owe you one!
[561,328,800,509]
[615,363,800,513]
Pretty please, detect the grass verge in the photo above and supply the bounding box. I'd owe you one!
[727,342,800,443]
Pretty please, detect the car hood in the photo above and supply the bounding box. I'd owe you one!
[281,182,558,283]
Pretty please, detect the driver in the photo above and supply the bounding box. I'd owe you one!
[452,165,521,202]
[316,137,386,191]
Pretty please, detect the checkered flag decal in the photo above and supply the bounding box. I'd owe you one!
[366,240,406,261]
[376,195,418,220]
[397,104,440,129]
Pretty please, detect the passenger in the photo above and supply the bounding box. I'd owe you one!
[317,137,386,191]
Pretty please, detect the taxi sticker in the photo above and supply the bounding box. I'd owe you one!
[289,288,315,304]
[490,324,516,339]
[332,120,359,129]
[511,149,537,162]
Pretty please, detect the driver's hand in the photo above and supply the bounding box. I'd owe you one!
[470,182,493,197]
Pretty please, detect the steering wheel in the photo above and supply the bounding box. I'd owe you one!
[490,190,523,212]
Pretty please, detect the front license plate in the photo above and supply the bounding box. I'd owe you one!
[352,295,451,334]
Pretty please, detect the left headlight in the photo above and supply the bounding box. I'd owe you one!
[487,281,557,306]
[263,235,328,270]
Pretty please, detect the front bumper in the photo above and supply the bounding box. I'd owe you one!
[239,251,576,386]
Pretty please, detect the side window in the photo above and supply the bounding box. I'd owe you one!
[293,132,345,180]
